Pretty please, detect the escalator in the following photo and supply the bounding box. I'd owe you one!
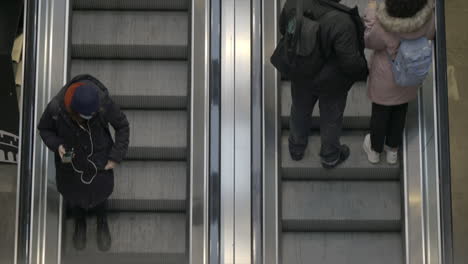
[63,1,190,263]
[279,1,404,263]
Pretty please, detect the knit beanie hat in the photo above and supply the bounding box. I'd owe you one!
[70,83,100,119]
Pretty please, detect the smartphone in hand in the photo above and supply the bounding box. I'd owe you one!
[61,149,73,163]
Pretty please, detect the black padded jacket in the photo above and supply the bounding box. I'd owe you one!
[280,0,368,95]
[38,74,130,209]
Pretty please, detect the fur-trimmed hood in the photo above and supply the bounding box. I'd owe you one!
[376,1,434,34]
[363,2,436,106]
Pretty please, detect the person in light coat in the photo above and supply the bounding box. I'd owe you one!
[363,0,435,164]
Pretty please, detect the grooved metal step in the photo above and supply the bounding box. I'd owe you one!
[279,1,402,263]
[281,81,371,130]
[0,192,16,263]
[109,161,186,211]
[124,110,187,160]
[73,0,189,11]
[282,181,401,231]
[282,232,403,264]
[0,164,16,193]
[71,60,188,109]
[72,11,188,59]
[67,2,191,264]
[63,213,186,264]
[281,132,400,180]
[63,253,185,264]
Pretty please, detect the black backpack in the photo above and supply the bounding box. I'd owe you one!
[271,0,368,80]
[270,0,325,80]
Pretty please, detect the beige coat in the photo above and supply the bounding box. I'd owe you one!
[364,2,436,105]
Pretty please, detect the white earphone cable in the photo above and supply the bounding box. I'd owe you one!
[71,120,98,185]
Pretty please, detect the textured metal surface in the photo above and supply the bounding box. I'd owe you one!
[281,133,400,180]
[220,0,253,262]
[189,0,210,263]
[403,68,444,264]
[73,0,189,11]
[63,253,186,264]
[0,192,16,264]
[220,0,235,262]
[109,161,186,211]
[72,11,188,59]
[281,81,371,129]
[262,0,281,263]
[233,0,252,263]
[403,101,425,264]
[71,60,188,109]
[418,68,442,264]
[63,213,186,256]
[124,110,187,160]
[282,181,401,231]
[282,232,404,264]
[30,1,71,263]
[0,164,17,192]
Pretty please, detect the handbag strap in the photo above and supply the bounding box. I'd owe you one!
[291,0,304,54]
[294,0,304,36]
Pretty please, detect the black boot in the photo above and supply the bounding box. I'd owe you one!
[289,137,306,161]
[322,145,350,169]
[72,216,87,250]
[96,214,111,252]
[290,148,305,161]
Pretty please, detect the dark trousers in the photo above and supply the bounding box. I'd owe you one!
[370,102,408,153]
[288,81,348,163]
[71,200,107,220]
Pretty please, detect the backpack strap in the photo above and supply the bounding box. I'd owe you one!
[291,0,304,56]
[317,0,351,14]
[296,0,303,28]
[317,0,367,57]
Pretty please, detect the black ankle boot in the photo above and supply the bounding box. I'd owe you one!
[322,144,350,169]
[73,217,87,250]
[96,214,111,252]
[289,138,306,161]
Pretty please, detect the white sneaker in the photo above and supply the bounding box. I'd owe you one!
[385,146,398,165]
[363,134,380,164]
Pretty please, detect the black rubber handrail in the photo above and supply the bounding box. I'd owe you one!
[17,0,39,263]
[251,0,263,263]
[434,0,453,263]
[209,0,222,263]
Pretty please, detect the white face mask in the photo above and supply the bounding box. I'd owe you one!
[79,114,93,120]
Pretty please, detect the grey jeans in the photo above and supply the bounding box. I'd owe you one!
[288,81,348,164]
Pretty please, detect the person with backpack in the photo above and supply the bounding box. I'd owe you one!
[38,75,130,251]
[277,0,368,168]
[362,0,435,164]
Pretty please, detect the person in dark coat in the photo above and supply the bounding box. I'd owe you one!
[280,0,368,167]
[38,74,130,251]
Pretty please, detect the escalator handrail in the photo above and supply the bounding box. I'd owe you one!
[16,0,39,263]
[434,0,454,263]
